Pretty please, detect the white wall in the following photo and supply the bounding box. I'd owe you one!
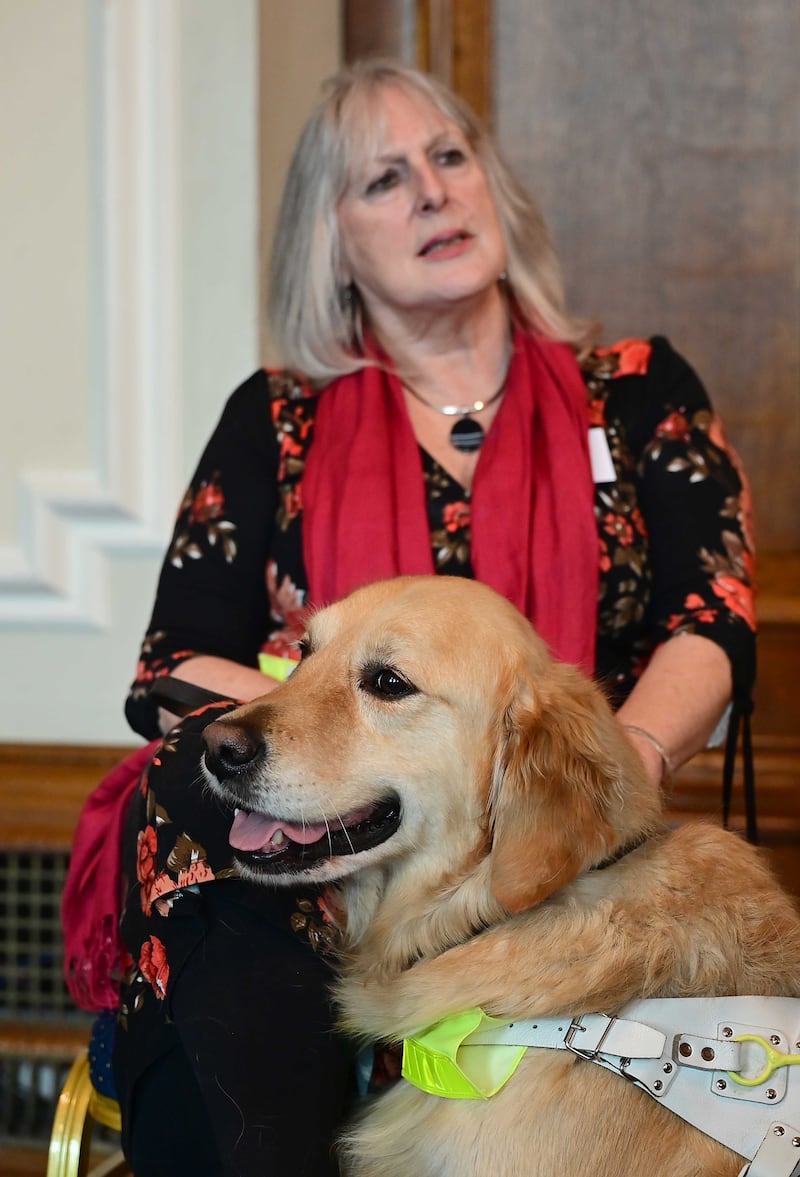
[0,0,341,743]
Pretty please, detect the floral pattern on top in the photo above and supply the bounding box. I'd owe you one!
[168,474,237,568]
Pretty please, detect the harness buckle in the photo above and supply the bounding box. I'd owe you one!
[565,1014,623,1063]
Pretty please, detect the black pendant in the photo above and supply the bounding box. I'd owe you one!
[450,416,484,453]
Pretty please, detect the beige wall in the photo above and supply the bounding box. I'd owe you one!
[0,0,340,744]
[0,2,93,542]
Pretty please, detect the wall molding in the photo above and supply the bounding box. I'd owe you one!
[0,0,182,626]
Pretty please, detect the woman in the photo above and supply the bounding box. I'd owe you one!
[113,60,755,1175]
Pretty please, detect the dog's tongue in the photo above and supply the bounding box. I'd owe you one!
[229,809,329,851]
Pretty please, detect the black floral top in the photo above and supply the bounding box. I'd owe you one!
[126,335,755,737]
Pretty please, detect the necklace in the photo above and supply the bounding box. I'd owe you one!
[401,378,507,453]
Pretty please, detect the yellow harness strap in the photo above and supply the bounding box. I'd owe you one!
[402,1008,526,1100]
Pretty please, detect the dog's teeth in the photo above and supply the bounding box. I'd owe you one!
[271,830,286,847]
[234,808,240,816]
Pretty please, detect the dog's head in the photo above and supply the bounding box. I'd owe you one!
[202,576,660,911]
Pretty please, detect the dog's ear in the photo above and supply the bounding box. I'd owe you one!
[488,662,636,913]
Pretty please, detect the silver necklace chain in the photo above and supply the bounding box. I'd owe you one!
[401,378,506,418]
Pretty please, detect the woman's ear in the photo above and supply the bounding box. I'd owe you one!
[488,662,635,913]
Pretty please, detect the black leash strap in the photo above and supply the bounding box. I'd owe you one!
[148,678,234,718]
[722,695,758,844]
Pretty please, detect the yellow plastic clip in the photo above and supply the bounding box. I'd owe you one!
[727,1034,800,1087]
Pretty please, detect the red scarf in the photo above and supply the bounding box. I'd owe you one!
[302,329,597,672]
[62,740,160,1010]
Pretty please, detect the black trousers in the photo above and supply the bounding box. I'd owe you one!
[112,882,355,1177]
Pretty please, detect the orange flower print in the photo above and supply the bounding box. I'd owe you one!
[602,512,634,546]
[711,575,756,631]
[136,828,156,908]
[278,484,303,526]
[143,870,180,916]
[263,564,311,663]
[596,338,652,377]
[169,478,237,567]
[588,397,606,427]
[280,431,302,460]
[177,857,216,888]
[187,477,225,524]
[442,501,471,533]
[139,935,169,999]
[709,414,756,556]
[655,411,690,443]
[272,399,314,481]
[629,506,647,537]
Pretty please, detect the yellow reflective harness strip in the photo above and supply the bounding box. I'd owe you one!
[401,1008,526,1100]
[258,653,297,681]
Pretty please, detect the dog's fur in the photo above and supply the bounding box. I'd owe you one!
[203,576,800,1177]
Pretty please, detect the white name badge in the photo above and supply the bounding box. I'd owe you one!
[589,427,617,483]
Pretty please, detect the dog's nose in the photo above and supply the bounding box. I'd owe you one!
[203,719,263,778]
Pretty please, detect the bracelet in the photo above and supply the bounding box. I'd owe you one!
[622,725,675,789]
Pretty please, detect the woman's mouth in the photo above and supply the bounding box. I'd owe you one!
[418,231,472,258]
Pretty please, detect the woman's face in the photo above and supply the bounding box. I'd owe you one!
[336,86,506,331]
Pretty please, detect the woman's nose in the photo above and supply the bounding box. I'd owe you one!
[414,165,447,212]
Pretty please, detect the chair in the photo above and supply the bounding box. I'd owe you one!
[47,1049,127,1177]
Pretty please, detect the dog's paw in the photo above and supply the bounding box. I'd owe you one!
[337,962,480,1043]
[335,972,432,1041]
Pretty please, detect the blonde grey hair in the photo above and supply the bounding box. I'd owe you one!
[268,59,594,383]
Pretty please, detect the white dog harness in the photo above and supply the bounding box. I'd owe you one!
[402,996,800,1177]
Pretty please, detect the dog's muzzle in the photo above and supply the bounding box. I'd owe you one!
[202,717,403,877]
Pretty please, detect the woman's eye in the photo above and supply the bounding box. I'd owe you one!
[361,667,417,699]
[365,169,400,196]
[437,147,466,167]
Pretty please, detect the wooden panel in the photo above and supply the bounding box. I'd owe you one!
[344,0,416,61]
[344,0,492,121]
[492,0,800,551]
[450,0,491,121]
[0,743,135,849]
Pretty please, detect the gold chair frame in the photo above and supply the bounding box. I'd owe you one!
[47,1051,128,1177]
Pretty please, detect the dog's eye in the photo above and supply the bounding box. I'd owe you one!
[296,637,312,661]
[361,666,417,699]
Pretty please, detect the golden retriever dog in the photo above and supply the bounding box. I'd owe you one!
[201,576,800,1177]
